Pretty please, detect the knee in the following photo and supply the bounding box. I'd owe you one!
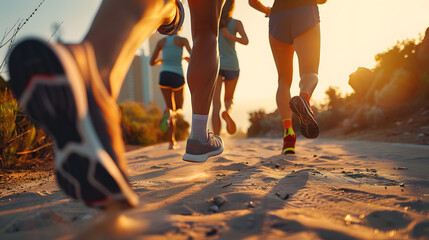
[299,73,318,89]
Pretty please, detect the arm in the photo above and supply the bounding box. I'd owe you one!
[248,0,271,17]
[150,39,165,66]
[235,20,249,45]
[181,37,192,63]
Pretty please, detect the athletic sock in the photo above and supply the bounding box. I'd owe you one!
[282,119,294,136]
[284,127,295,136]
[190,114,209,142]
[300,91,311,105]
[282,118,292,129]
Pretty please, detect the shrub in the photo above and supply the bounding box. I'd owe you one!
[0,79,53,169]
[119,101,189,145]
[247,109,301,137]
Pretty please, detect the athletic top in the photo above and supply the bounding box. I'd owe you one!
[161,35,184,76]
[219,19,239,71]
[271,0,317,15]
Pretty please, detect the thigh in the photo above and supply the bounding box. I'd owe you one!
[173,87,184,109]
[160,88,173,109]
[294,23,320,76]
[188,0,224,36]
[269,34,294,85]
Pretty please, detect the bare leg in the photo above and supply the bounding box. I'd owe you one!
[182,0,225,162]
[212,75,223,135]
[223,77,238,112]
[84,0,177,99]
[6,0,183,208]
[294,23,320,96]
[187,0,224,114]
[167,116,177,146]
[173,87,184,111]
[161,88,174,110]
[269,35,294,120]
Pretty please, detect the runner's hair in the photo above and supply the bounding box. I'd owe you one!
[219,0,235,29]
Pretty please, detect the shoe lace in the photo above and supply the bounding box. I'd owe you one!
[207,131,221,148]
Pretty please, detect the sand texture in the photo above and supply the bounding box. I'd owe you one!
[1,138,428,239]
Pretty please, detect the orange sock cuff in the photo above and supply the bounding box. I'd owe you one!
[300,92,311,104]
[282,118,292,129]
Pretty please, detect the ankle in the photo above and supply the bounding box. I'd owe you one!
[190,114,209,142]
[284,127,295,137]
[282,118,292,129]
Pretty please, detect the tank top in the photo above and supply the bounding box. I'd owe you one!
[271,0,317,15]
[161,35,184,76]
[219,19,239,71]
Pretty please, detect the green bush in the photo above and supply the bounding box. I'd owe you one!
[120,101,189,145]
[247,109,301,137]
[0,78,53,169]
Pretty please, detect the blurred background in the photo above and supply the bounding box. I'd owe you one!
[1,0,429,169]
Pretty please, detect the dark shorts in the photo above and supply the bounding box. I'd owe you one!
[159,71,185,90]
[269,5,320,45]
[219,69,240,81]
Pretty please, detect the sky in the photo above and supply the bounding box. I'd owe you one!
[1,0,429,131]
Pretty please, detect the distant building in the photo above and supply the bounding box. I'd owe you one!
[118,34,165,110]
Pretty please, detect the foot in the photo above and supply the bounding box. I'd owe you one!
[168,141,179,150]
[289,96,319,139]
[157,0,185,35]
[222,111,237,135]
[282,128,296,155]
[8,38,138,208]
[182,132,224,162]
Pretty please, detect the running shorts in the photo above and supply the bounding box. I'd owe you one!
[269,5,320,45]
[159,71,185,90]
[219,69,240,81]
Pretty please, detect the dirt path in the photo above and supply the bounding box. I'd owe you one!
[1,138,428,239]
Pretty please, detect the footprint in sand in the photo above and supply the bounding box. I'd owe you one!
[366,210,411,231]
[411,221,429,239]
[398,200,429,213]
[210,163,248,171]
[214,157,233,163]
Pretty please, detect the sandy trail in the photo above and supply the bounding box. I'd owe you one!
[1,138,428,239]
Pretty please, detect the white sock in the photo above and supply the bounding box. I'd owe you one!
[190,114,208,142]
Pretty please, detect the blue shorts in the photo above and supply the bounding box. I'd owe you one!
[269,6,320,45]
[159,71,185,90]
[219,69,240,81]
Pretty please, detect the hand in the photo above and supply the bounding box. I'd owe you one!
[155,59,163,66]
[265,7,271,17]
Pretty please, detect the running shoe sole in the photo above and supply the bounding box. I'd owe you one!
[8,39,138,208]
[222,111,237,135]
[182,147,224,162]
[182,136,224,162]
[282,147,295,155]
[289,96,319,139]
